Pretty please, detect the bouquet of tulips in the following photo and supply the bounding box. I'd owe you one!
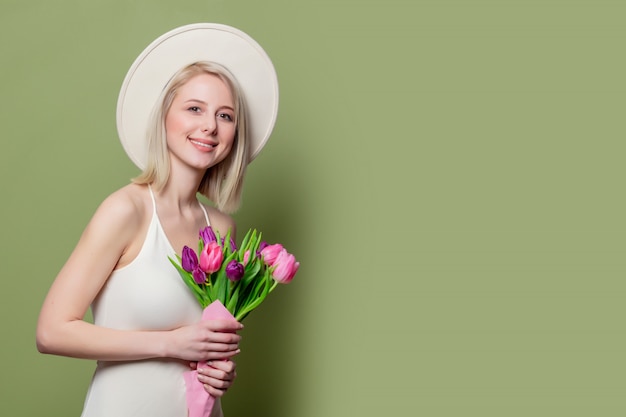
[169,226,299,417]
[170,225,299,320]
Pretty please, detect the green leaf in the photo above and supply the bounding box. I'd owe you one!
[214,229,222,247]
[168,257,207,306]
[223,229,232,256]
[227,285,240,314]
[215,270,228,304]
[238,229,254,256]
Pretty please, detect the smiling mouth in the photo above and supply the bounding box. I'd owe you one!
[190,139,217,148]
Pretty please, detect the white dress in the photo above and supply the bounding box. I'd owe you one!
[81,188,223,417]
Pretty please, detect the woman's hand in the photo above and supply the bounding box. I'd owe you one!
[195,359,238,397]
[168,319,242,362]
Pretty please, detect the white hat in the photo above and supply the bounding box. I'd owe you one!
[116,23,279,169]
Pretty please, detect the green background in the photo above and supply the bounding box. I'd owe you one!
[1,0,624,416]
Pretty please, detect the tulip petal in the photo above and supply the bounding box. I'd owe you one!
[199,226,217,244]
[260,243,284,267]
[200,242,224,274]
[181,246,199,272]
[225,260,245,282]
[192,268,207,284]
[272,250,299,284]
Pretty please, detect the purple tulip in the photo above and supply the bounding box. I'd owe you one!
[192,268,207,284]
[225,260,245,282]
[257,241,269,258]
[181,246,198,272]
[220,237,237,252]
[199,226,217,244]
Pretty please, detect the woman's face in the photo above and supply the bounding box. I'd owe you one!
[165,73,236,171]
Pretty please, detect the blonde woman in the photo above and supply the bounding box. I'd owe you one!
[36,24,279,417]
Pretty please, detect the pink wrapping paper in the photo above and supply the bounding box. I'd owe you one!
[183,300,236,417]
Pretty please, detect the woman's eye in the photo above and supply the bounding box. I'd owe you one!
[188,106,201,113]
[218,113,234,122]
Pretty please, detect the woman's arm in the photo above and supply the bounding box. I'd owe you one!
[36,190,242,362]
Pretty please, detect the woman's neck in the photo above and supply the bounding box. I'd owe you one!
[157,162,206,210]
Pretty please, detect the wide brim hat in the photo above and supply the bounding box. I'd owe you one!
[116,23,279,169]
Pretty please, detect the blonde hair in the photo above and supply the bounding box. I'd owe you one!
[133,61,249,213]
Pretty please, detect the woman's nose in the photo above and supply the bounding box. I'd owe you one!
[202,117,217,135]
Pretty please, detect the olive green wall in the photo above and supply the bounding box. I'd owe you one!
[1,1,624,416]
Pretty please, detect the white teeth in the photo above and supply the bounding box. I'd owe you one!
[190,139,216,148]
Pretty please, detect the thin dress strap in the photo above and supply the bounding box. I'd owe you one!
[198,200,211,227]
[147,184,157,214]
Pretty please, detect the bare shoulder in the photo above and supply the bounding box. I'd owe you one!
[85,184,149,241]
[203,204,237,237]
[93,184,145,225]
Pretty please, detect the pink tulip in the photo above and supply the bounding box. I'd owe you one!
[242,250,251,266]
[271,249,299,284]
[199,241,223,274]
[260,243,284,266]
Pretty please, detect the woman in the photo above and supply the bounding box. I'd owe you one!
[36,24,279,417]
